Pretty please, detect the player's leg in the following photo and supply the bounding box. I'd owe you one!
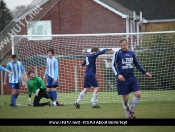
[129,76,141,119]
[122,95,133,119]
[132,91,141,109]
[33,89,50,107]
[74,88,89,109]
[46,76,54,104]
[50,77,62,107]
[118,79,131,118]
[74,77,90,108]
[9,83,17,108]
[15,82,20,102]
[42,88,54,101]
[92,87,101,108]
[90,76,100,108]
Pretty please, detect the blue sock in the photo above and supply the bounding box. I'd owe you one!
[11,96,13,105]
[48,91,53,98]
[53,91,57,101]
[12,94,16,107]
[15,94,18,99]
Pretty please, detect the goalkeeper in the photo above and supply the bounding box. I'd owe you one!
[27,71,53,107]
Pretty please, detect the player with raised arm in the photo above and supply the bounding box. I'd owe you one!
[112,38,152,119]
[4,55,28,108]
[43,49,64,107]
[28,71,53,107]
[0,65,13,108]
[74,47,112,108]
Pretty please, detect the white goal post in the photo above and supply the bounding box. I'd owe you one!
[11,31,175,106]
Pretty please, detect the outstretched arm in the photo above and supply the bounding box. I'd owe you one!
[4,64,10,85]
[133,53,147,74]
[93,49,111,57]
[21,64,28,80]
[133,53,152,79]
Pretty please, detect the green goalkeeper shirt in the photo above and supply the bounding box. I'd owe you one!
[27,76,45,96]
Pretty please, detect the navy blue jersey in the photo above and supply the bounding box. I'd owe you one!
[82,49,108,77]
[112,49,146,77]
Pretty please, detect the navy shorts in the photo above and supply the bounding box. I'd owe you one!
[117,76,140,95]
[46,76,59,88]
[10,83,20,89]
[84,75,98,88]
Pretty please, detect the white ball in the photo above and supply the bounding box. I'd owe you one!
[91,98,98,103]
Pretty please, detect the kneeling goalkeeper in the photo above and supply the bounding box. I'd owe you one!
[27,71,53,107]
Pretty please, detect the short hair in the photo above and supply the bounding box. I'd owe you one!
[91,47,100,52]
[12,54,17,59]
[47,48,54,55]
[28,71,34,76]
[119,38,127,44]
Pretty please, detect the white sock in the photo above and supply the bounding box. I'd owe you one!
[76,91,85,104]
[131,96,140,110]
[53,101,56,105]
[92,93,97,106]
[122,101,130,118]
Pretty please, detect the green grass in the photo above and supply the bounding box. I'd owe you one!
[0,94,175,132]
[2,90,175,106]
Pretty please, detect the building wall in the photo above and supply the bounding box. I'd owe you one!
[18,0,126,34]
[59,0,126,34]
[2,0,125,94]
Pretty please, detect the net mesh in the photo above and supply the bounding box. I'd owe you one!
[12,32,175,105]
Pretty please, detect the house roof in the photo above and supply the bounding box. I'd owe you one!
[14,0,175,23]
[101,0,175,21]
[93,0,131,18]
[97,0,137,18]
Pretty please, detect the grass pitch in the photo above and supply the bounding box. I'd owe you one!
[0,94,175,132]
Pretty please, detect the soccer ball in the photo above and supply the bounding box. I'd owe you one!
[91,98,98,103]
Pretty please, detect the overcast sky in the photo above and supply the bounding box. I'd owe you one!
[3,0,38,11]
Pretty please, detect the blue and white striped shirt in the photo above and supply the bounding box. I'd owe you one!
[5,61,26,83]
[44,57,58,79]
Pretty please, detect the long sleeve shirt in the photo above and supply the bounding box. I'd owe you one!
[112,49,146,77]
[27,76,45,96]
[82,49,108,77]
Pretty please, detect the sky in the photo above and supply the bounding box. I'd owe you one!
[3,0,37,11]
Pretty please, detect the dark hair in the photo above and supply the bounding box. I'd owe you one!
[119,38,127,44]
[28,71,34,76]
[47,49,54,55]
[91,47,100,52]
[12,54,17,59]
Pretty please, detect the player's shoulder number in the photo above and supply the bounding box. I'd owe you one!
[86,57,89,65]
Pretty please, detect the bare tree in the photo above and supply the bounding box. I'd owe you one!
[11,5,26,18]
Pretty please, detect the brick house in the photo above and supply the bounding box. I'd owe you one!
[1,0,175,94]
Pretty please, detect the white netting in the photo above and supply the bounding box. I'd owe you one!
[12,31,175,105]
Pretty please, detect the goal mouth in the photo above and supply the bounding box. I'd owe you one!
[9,31,175,105]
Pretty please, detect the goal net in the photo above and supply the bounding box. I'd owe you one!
[11,31,175,106]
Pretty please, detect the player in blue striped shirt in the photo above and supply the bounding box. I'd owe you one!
[0,65,13,108]
[112,38,152,119]
[74,47,112,109]
[43,49,64,107]
[4,55,28,107]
